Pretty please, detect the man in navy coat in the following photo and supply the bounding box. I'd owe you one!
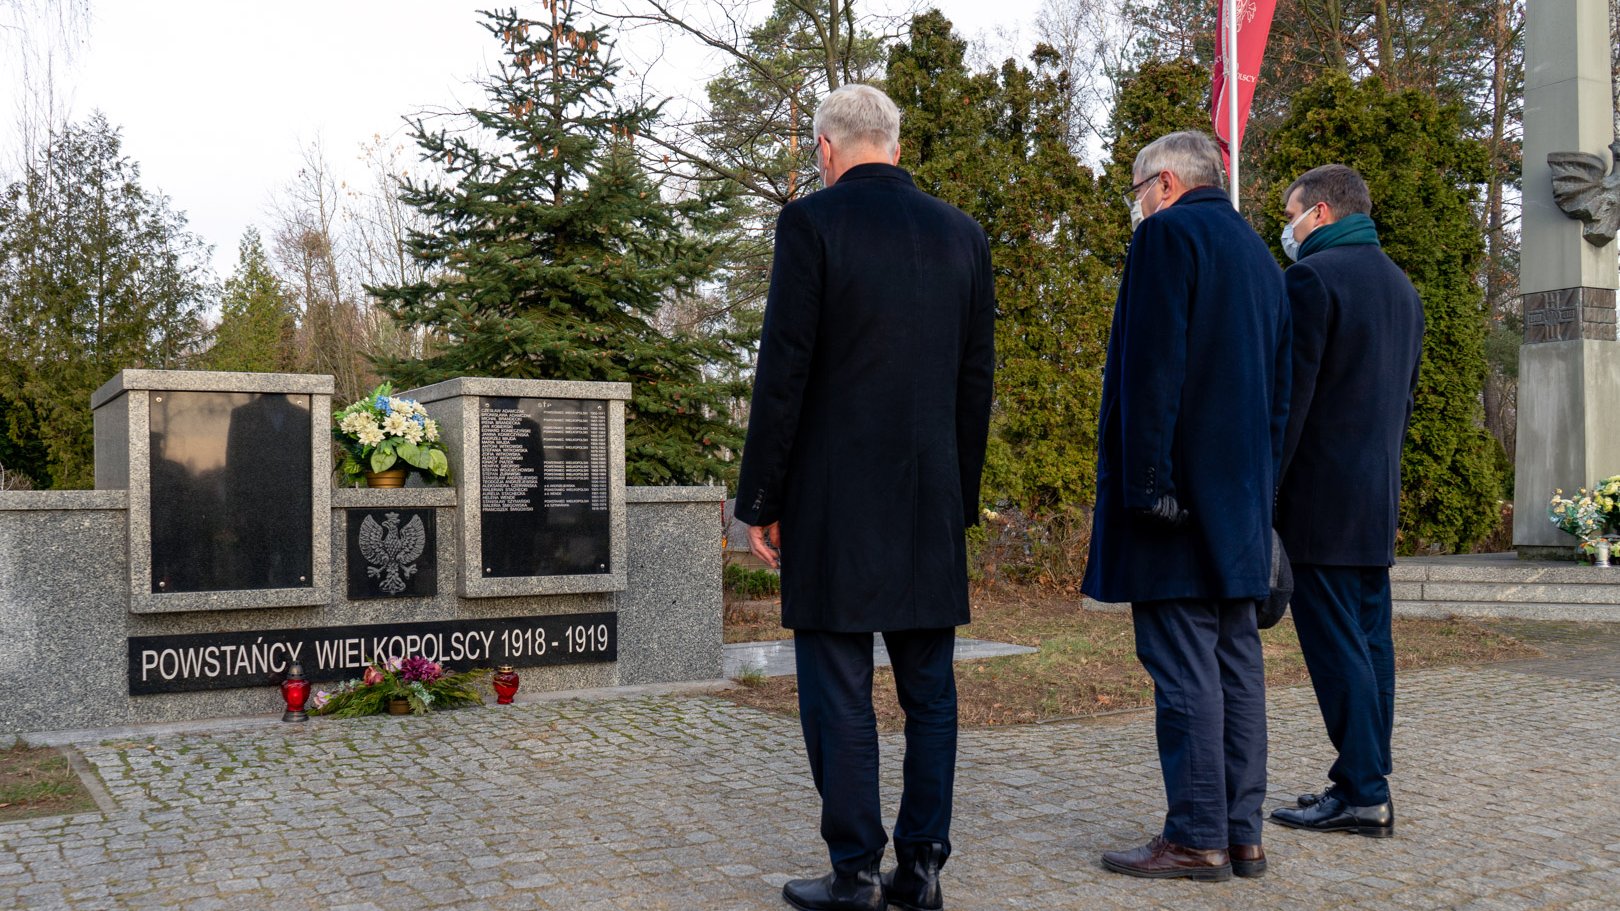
[1083,131,1290,882]
[1268,164,1423,839]
[734,84,996,911]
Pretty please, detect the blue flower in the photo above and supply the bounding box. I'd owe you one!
[412,413,427,426]
[374,394,389,412]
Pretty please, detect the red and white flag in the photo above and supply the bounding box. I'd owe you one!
[1211,0,1278,165]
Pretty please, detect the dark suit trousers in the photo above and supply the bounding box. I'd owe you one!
[1131,599,1268,849]
[1291,564,1395,806]
[793,628,957,874]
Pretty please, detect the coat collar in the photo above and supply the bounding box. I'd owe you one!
[835,162,916,186]
[1175,186,1234,207]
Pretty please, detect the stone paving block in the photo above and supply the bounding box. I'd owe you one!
[0,667,1616,909]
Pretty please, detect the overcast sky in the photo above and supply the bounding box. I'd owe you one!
[0,0,1043,280]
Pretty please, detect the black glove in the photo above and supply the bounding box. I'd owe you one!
[1131,493,1189,530]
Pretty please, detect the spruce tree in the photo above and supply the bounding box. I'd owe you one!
[1260,73,1504,552]
[370,3,743,485]
[206,228,295,373]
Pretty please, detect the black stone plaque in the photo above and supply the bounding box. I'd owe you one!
[127,612,617,694]
[346,509,437,600]
[149,391,313,594]
[479,396,611,577]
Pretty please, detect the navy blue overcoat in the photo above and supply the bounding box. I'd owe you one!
[734,164,996,632]
[1080,187,1290,604]
[1276,243,1424,565]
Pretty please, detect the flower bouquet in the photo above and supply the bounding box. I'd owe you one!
[309,656,484,717]
[1594,476,1620,529]
[1548,487,1609,559]
[332,383,451,486]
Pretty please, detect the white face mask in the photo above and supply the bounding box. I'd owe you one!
[1129,198,1145,232]
[1280,206,1316,262]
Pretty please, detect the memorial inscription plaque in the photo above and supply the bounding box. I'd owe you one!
[127,612,617,694]
[149,390,314,593]
[479,396,611,577]
[346,509,437,600]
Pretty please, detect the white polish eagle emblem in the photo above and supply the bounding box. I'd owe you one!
[359,512,427,595]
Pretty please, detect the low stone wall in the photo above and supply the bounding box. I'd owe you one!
[0,486,724,736]
[1391,552,1620,621]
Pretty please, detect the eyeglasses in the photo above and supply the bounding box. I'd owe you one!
[1122,174,1156,209]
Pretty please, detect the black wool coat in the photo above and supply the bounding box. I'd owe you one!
[1080,187,1292,605]
[1276,243,1424,566]
[733,163,996,633]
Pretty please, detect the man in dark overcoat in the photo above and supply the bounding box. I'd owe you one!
[1268,164,1423,839]
[733,84,996,911]
[1083,130,1290,882]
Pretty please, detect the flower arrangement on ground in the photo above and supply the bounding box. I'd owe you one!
[1548,486,1613,559]
[332,383,451,486]
[309,656,484,717]
[1593,475,1620,529]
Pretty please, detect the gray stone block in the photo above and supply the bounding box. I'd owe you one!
[405,377,631,599]
[92,370,333,613]
[619,493,725,686]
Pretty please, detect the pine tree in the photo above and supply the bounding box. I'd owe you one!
[370,3,743,485]
[206,228,295,373]
[1260,73,1504,552]
[888,12,1120,516]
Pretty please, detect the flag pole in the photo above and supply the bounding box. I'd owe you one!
[1226,0,1240,210]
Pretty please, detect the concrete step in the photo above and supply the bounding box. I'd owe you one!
[1392,552,1620,621]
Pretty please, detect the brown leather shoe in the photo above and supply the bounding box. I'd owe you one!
[1101,835,1232,881]
[1230,844,1266,878]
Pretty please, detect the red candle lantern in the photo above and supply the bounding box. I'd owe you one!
[493,665,521,705]
[281,662,311,722]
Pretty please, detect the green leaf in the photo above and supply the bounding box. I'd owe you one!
[397,441,430,469]
[370,450,398,473]
[428,449,449,477]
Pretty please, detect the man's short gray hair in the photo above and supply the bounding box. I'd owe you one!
[1133,131,1226,190]
[813,84,901,156]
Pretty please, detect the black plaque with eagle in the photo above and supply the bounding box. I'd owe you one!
[346,509,437,599]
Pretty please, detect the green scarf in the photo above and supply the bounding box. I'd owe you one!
[1299,212,1381,259]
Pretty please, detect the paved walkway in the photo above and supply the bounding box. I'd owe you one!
[2,649,1618,909]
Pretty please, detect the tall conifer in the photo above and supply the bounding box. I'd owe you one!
[370,3,742,485]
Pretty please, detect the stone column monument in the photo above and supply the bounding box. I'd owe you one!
[1513,0,1620,556]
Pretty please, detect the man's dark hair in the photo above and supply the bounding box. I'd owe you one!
[1285,164,1372,216]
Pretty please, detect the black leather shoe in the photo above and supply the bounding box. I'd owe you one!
[782,866,885,911]
[1295,786,1335,807]
[1270,794,1394,837]
[883,843,946,911]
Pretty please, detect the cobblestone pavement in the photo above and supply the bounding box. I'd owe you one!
[2,657,1618,910]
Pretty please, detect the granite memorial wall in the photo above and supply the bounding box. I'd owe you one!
[0,370,723,737]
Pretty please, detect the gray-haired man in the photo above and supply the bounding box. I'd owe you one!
[1084,131,1290,882]
[734,84,995,911]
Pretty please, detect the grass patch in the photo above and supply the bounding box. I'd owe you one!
[719,584,1540,730]
[723,597,791,644]
[0,745,98,823]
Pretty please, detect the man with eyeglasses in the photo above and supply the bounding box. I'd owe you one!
[1082,130,1290,882]
[1267,164,1422,840]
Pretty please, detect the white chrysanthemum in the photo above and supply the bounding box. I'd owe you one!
[424,420,440,442]
[382,413,411,436]
[402,422,425,444]
[339,412,369,434]
[357,426,386,446]
[410,401,428,417]
[387,397,410,415]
